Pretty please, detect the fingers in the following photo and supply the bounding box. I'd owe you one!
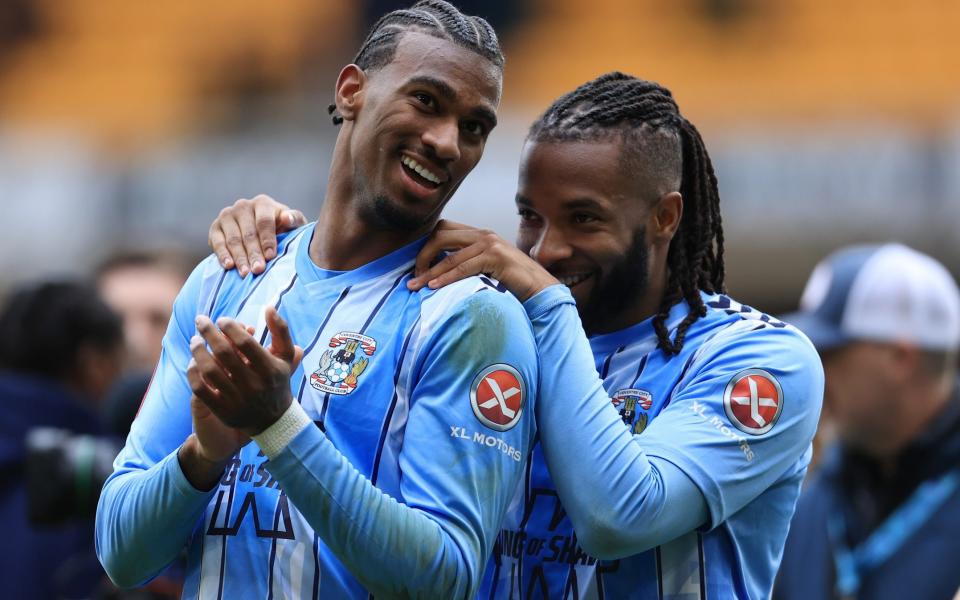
[281,209,307,230]
[211,195,300,277]
[292,345,304,372]
[253,197,279,266]
[422,254,490,291]
[409,242,486,290]
[235,202,265,276]
[412,228,487,279]
[195,317,251,386]
[188,338,240,405]
[264,307,297,365]
[434,218,473,232]
[208,222,234,270]
[216,317,276,377]
[216,206,251,277]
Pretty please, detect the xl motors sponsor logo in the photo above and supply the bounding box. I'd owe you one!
[450,425,522,462]
[470,364,525,431]
[690,400,755,461]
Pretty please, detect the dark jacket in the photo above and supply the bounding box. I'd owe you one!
[775,380,960,600]
[0,371,105,600]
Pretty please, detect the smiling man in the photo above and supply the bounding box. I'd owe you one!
[216,73,824,599]
[95,3,540,598]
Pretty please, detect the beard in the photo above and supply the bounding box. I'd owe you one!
[363,194,432,231]
[578,229,650,335]
[353,156,436,232]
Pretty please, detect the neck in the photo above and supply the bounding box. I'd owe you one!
[310,144,433,271]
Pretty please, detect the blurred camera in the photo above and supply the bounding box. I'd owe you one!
[26,428,121,524]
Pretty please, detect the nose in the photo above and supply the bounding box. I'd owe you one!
[529,226,573,266]
[422,118,461,163]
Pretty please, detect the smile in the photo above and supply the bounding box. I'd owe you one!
[557,273,593,288]
[401,155,443,187]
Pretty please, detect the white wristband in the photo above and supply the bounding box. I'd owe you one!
[253,402,312,458]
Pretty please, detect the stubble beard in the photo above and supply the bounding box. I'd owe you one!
[579,229,650,335]
[353,164,434,232]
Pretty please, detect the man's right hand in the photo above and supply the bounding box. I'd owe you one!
[208,194,307,277]
[178,392,248,491]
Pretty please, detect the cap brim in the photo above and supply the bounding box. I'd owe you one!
[779,311,848,351]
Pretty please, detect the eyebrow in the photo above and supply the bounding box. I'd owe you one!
[563,197,608,212]
[407,75,498,129]
[408,75,457,101]
[516,196,609,213]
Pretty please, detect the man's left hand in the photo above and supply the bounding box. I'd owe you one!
[188,307,304,437]
[407,220,559,301]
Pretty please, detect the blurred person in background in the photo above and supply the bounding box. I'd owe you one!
[776,243,960,600]
[95,250,194,437]
[95,250,194,373]
[0,280,122,599]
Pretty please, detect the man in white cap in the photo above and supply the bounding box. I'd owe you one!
[775,243,960,600]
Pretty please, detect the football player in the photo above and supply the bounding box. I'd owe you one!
[96,3,540,598]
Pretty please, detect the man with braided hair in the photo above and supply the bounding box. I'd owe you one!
[97,2,543,598]
[217,71,824,598]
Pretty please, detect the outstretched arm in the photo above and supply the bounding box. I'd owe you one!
[404,225,710,555]
[522,285,822,559]
[522,286,709,558]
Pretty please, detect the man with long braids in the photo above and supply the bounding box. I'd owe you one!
[218,72,824,598]
[96,2,543,598]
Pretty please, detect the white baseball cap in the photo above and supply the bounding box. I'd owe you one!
[783,243,960,352]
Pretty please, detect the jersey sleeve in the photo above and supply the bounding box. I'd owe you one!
[639,318,824,527]
[523,285,823,560]
[263,287,539,598]
[95,256,225,587]
[523,285,711,559]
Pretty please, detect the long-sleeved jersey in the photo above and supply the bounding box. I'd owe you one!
[480,285,823,599]
[96,224,540,599]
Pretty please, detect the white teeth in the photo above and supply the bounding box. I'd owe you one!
[559,274,591,287]
[402,156,441,184]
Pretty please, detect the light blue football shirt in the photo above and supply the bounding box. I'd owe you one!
[96,224,540,599]
[480,285,823,599]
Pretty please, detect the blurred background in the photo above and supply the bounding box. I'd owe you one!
[1,0,958,312]
[0,2,958,597]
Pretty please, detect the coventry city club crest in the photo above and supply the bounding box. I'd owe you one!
[310,332,377,395]
[612,388,653,435]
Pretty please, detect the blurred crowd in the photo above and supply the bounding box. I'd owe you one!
[0,250,196,599]
[1,1,959,599]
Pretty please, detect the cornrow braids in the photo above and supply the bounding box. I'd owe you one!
[328,0,503,125]
[529,72,726,355]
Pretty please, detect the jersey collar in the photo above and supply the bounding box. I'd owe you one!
[294,223,426,288]
[587,293,699,355]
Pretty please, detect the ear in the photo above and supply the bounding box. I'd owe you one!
[651,191,682,240]
[334,64,366,122]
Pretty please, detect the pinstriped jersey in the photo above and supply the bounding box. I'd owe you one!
[98,224,540,599]
[481,292,822,599]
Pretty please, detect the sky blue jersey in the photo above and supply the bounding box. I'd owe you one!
[96,224,540,599]
[480,285,823,600]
